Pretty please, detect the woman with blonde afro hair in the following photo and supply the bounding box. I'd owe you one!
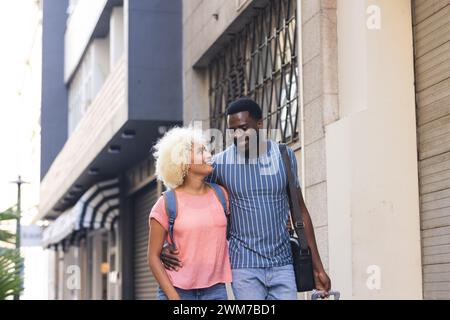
[147,126,232,300]
[152,126,208,189]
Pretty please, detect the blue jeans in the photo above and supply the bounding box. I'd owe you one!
[157,283,228,300]
[231,264,297,300]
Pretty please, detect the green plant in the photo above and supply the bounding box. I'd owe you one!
[0,207,17,244]
[0,248,23,299]
[0,206,24,300]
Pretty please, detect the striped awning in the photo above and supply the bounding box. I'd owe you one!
[42,178,119,247]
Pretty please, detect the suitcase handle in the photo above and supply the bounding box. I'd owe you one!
[311,290,340,300]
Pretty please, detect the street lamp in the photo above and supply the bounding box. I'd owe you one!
[9,175,29,300]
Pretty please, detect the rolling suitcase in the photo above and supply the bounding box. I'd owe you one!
[311,290,341,300]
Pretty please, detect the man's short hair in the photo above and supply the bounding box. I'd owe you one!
[226,97,263,120]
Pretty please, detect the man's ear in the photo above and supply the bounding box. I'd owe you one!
[257,119,263,129]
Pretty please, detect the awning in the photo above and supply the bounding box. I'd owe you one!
[42,178,120,247]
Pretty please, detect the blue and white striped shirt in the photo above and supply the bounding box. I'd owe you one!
[206,140,300,269]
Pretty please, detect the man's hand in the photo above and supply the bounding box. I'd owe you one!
[160,245,182,271]
[314,269,331,297]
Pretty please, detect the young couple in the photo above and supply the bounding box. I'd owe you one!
[147,98,331,300]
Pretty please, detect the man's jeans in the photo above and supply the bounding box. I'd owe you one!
[231,264,297,300]
[157,282,228,300]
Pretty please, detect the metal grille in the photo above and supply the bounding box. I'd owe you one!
[133,182,159,300]
[208,0,299,143]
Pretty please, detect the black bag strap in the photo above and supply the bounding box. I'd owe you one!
[279,143,309,252]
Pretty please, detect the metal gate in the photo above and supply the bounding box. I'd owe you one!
[208,0,299,144]
[413,0,450,300]
[133,182,159,300]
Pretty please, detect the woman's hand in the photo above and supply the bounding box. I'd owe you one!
[148,219,181,300]
[167,292,181,300]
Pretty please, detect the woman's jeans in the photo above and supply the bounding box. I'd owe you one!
[157,282,228,300]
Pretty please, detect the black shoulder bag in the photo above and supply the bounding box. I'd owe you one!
[279,143,316,292]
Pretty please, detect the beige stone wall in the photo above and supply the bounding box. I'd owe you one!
[328,0,423,299]
[299,0,339,275]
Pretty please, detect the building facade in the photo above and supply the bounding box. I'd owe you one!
[181,0,449,299]
[38,0,449,300]
[38,0,182,299]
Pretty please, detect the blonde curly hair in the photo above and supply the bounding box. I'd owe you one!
[152,126,208,189]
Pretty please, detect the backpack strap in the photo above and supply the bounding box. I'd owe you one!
[162,190,177,250]
[206,182,231,240]
[206,182,228,215]
[163,184,230,246]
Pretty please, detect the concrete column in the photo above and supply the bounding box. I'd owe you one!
[298,0,340,280]
[326,0,422,299]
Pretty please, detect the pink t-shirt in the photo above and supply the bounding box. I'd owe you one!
[149,187,232,290]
